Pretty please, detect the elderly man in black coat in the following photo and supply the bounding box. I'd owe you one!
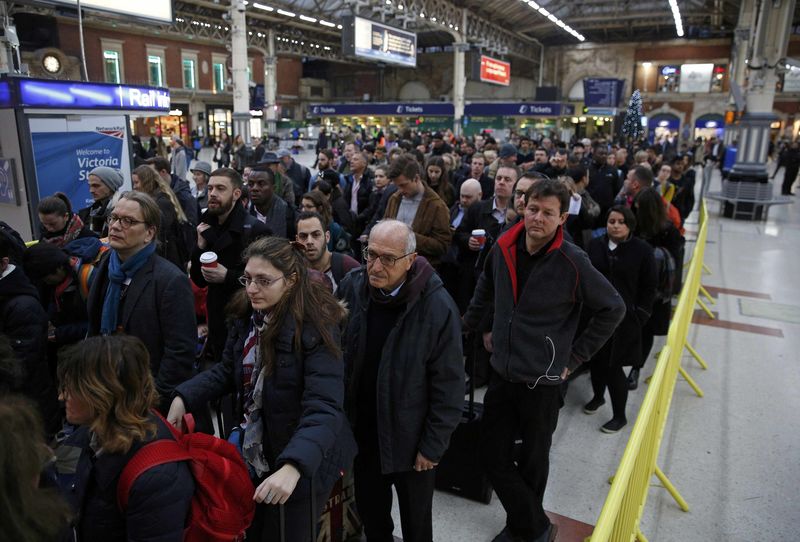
[87,192,197,412]
[338,219,464,542]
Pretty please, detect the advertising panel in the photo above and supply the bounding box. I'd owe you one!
[342,16,417,67]
[41,0,172,24]
[29,116,132,211]
[479,56,511,86]
[679,63,714,93]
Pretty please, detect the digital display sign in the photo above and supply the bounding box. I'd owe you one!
[342,16,417,68]
[583,78,625,108]
[16,79,170,112]
[41,0,172,24]
[479,56,511,86]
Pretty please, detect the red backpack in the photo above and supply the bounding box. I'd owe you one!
[117,412,255,542]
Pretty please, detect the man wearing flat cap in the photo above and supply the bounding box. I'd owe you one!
[487,143,521,182]
[77,166,123,237]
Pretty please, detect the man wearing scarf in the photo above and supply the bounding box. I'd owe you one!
[338,219,463,542]
[86,191,196,412]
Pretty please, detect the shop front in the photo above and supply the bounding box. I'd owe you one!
[207,106,233,140]
[133,104,190,141]
[694,113,725,142]
[648,113,681,144]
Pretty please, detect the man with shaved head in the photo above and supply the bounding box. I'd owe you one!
[339,219,463,542]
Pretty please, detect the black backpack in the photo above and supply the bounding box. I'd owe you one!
[653,246,677,302]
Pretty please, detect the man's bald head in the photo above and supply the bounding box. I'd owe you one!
[459,178,483,209]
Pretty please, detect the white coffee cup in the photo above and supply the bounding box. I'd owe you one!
[199,251,218,268]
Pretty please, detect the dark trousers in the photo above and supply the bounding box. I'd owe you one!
[589,342,628,421]
[247,476,330,542]
[353,448,436,542]
[782,166,798,194]
[636,330,656,370]
[481,373,563,540]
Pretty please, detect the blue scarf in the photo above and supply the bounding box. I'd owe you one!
[100,242,157,335]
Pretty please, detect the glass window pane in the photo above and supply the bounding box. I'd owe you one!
[183,59,195,89]
[213,63,225,92]
[148,55,163,87]
[103,50,120,83]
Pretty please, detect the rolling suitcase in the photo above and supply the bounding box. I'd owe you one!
[434,337,493,504]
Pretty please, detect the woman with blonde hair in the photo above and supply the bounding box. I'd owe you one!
[132,164,189,269]
[57,334,194,541]
[168,236,356,542]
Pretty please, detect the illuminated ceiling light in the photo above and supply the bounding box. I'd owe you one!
[299,14,317,22]
[431,16,436,21]
[537,7,549,16]
[524,2,583,42]
[454,25,458,30]
[319,19,336,27]
[337,24,342,29]
[276,8,296,17]
[642,61,652,67]
[667,0,683,37]
[547,13,557,22]
[398,4,403,9]
[528,1,539,8]
[419,11,425,18]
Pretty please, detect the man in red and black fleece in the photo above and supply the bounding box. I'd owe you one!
[464,178,625,542]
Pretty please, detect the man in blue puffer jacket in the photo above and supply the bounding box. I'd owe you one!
[464,178,625,542]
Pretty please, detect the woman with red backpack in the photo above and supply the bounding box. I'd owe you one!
[168,236,357,542]
[57,335,195,541]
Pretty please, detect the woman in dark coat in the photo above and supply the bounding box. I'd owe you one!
[58,335,194,542]
[168,236,356,542]
[132,165,189,270]
[584,206,658,433]
[629,187,685,389]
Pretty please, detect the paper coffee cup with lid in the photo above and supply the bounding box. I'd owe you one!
[472,229,487,249]
[200,251,218,268]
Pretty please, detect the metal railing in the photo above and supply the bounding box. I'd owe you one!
[589,199,711,542]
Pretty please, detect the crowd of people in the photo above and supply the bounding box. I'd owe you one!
[1,126,699,542]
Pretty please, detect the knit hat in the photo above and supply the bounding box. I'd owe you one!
[499,143,518,159]
[88,166,124,192]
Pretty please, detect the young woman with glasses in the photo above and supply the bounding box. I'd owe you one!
[167,236,356,541]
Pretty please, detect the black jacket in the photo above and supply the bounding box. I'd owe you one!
[175,314,357,490]
[587,163,623,221]
[586,235,658,364]
[190,204,271,359]
[153,191,184,270]
[170,174,199,227]
[87,251,197,411]
[638,223,685,335]
[284,159,312,206]
[344,169,375,228]
[249,196,295,239]
[338,259,464,474]
[66,415,194,542]
[454,198,507,272]
[464,223,625,382]
[78,198,113,237]
[0,266,59,430]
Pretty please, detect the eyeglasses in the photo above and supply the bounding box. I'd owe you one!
[238,274,289,289]
[107,214,146,229]
[362,247,414,267]
[514,190,527,199]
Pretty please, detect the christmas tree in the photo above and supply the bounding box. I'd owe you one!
[621,89,643,140]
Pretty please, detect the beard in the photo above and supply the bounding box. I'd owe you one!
[206,196,234,216]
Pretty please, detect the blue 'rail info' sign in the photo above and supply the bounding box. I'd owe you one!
[13,78,170,112]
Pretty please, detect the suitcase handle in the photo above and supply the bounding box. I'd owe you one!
[278,477,316,542]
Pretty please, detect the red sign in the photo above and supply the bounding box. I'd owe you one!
[480,55,511,86]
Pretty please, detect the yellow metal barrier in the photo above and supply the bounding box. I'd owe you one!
[588,200,710,542]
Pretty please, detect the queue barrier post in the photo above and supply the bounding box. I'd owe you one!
[685,342,709,370]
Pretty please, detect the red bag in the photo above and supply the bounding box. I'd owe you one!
[117,413,255,542]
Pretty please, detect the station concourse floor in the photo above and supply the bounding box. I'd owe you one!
[201,148,800,541]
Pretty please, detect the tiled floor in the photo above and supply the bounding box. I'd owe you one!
[198,149,800,541]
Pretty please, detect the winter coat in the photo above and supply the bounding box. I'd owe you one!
[170,174,199,227]
[87,251,197,411]
[0,266,59,430]
[338,259,464,474]
[464,223,626,382]
[586,235,658,365]
[190,204,271,360]
[65,414,194,542]
[638,223,685,335]
[383,186,452,266]
[153,191,184,270]
[174,314,357,491]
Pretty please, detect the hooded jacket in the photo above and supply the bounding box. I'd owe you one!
[338,258,464,474]
[464,222,625,383]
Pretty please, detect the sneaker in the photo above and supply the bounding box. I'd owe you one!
[583,397,605,414]
[601,418,627,434]
[627,368,640,390]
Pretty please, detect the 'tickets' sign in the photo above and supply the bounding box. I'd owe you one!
[479,56,511,86]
